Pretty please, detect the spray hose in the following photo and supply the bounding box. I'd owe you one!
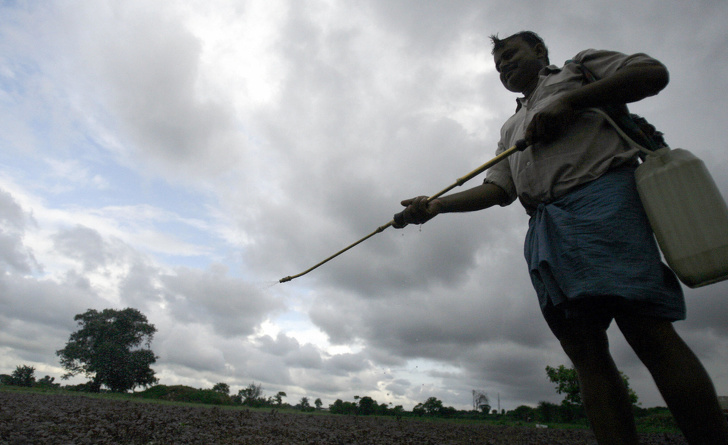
[279,139,529,283]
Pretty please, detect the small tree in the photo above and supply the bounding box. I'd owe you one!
[36,375,60,389]
[545,365,582,407]
[56,308,158,392]
[511,404,535,421]
[212,382,230,395]
[329,399,357,415]
[239,382,264,406]
[421,397,444,416]
[358,396,377,415]
[412,402,425,417]
[473,390,489,412]
[9,365,36,387]
[392,405,405,418]
[314,398,323,410]
[377,402,390,416]
[546,364,639,409]
[274,391,287,406]
[440,405,457,418]
[535,400,560,423]
[299,396,311,411]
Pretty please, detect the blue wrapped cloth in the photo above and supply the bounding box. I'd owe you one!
[524,166,685,323]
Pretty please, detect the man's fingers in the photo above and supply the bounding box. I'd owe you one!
[396,196,434,225]
[401,196,428,207]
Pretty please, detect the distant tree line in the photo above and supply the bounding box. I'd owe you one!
[329,395,405,417]
[0,365,59,389]
[132,381,324,412]
[1,364,678,429]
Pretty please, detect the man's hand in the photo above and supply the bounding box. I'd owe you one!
[393,196,443,228]
[525,97,576,145]
[526,64,668,147]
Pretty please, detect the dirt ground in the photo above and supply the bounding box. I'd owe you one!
[0,391,688,444]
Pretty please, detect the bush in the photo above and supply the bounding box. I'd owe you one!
[64,382,103,392]
[136,385,232,406]
[35,376,60,389]
[636,412,679,431]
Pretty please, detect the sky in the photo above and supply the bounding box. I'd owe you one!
[1,0,727,412]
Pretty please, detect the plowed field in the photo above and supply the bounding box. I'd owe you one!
[0,391,688,444]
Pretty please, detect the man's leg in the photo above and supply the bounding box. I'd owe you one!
[557,318,639,445]
[616,314,728,445]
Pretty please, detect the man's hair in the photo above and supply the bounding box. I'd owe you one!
[490,31,549,64]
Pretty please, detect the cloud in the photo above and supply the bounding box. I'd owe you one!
[162,264,285,338]
[0,189,38,274]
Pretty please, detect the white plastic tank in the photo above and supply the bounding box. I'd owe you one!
[635,148,728,288]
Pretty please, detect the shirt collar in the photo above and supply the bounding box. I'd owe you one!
[514,64,562,112]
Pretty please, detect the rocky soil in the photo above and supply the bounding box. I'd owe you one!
[0,391,688,444]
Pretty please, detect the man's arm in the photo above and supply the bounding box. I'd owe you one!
[396,182,509,226]
[525,63,669,144]
[565,63,669,107]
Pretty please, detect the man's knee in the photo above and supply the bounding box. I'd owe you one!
[558,327,611,365]
[615,315,677,364]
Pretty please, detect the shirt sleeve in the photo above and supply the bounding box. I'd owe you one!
[484,141,518,206]
[573,48,667,80]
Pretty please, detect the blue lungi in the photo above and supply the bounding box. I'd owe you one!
[524,166,685,333]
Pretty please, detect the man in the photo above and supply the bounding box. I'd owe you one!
[396,31,728,445]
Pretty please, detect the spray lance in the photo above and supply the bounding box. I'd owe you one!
[279,139,529,283]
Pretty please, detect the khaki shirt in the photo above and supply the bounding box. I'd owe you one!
[485,49,666,214]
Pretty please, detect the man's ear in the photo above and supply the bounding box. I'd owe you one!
[534,43,547,59]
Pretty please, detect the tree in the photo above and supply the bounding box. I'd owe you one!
[314,398,323,410]
[56,308,158,392]
[391,405,405,418]
[377,402,390,416]
[511,404,535,421]
[535,400,561,423]
[412,402,425,417]
[473,390,489,412]
[439,405,457,418]
[212,382,230,395]
[546,364,639,408]
[9,365,36,387]
[545,365,582,407]
[421,397,444,416]
[36,375,60,389]
[357,396,377,415]
[299,396,311,411]
[274,391,287,406]
[329,399,357,415]
[239,382,264,406]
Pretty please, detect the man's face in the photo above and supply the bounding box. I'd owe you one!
[493,37,547,95]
